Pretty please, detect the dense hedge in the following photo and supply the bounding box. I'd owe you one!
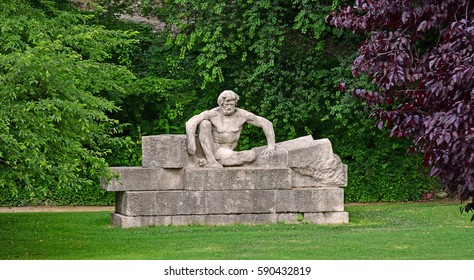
[333,133,442,203]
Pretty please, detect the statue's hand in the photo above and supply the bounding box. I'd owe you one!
[187,140,196,155]
[261,145,276,156]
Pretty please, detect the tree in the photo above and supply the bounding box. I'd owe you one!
[0,0,137,205]
[99,0,441,203]
[328,0,474,216]
[115,0,356,142]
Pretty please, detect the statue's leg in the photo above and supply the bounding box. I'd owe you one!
[198,120,223,168]
[217,150,257,166]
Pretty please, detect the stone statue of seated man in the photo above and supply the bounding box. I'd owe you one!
[186,90,276,168]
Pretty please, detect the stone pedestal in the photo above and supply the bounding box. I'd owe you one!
[102,135,349,228]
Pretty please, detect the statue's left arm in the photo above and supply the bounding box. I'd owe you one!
[246,113,276,155]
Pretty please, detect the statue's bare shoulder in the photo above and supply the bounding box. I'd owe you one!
[234,108,256,121]
[201,109,219,118]
[187,109,218,124]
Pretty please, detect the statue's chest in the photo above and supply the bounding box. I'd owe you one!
[213,117,243,133]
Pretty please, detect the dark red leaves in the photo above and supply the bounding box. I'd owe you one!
[328,0,474,211]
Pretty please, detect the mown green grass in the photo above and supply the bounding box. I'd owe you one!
[1,202,473,260]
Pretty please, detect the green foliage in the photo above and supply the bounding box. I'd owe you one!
[130,0,439,201]
[94,15,198,137]
[0,0,442,206]
[0,0,137,206]
[136,0,353,141]
[335,129,441,202]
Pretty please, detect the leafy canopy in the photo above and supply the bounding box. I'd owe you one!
[102,0,441,202]
[0,0,137,205]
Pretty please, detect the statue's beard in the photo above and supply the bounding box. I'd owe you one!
[222,108,236,116]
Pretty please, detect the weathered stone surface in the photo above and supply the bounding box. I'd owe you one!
[142,135,188,168]
[184,167,291,190]
[270,136,348,187]
[155,191,207,216]
[111,213,169,228]
[275,213,299,223]
[116,189,277,216]
[106,131,349,227]
[291,171,321,187]
[111,213,136,228]
[304,212,349,224]
[291,155,348,187]
[280,138,334,167]
[115,188,345,217]
[276,188,344,213]
[248,145,288,167]
[111,213,280,227]
[115,191,157,216]
[102,167,183,191]
[111,211,349,227]
[167,215,206,226]
[206,190,276,214]
[277,135,314,148]
[116,191,207,216]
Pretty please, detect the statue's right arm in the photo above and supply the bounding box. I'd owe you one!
[185,111,212,155]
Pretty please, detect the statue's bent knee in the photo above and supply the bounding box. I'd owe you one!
[199,120,212,130]
[243,150,257,162]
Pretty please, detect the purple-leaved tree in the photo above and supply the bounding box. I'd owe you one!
[327,0,474,218]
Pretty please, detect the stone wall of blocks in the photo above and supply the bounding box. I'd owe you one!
[102,135,349,228]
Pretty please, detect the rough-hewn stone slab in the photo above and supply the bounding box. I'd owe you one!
[115,188,345,217]
[155,191,207,216]
[291,171,321,187]
[248,145,288,167]
[115,190,277,216]
[111,213,280,228]
[280,138,334,168]
[184,167,291,190]
[115,191,157,216]
[111,213,164,228]
[291,156,348,187]
[102,167,183,191]
[142,135,188,168]
[277,135,314,148]
[276,188,344,213]
[291,169,347,188]
[111,211,349,228]
[206,190,276,214]
[115,191,207,216]
[304,212,349,224]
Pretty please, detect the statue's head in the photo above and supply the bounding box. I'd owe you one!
[217,90,239,116]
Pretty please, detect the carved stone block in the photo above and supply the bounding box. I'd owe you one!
[206,190,276,214]
[155,191,207,216]
[184,167,291,190]
[275,188,344,213]
[291,155,348,187]
[142,135,188,168]
[106,134,349,227]
[304,212,349,224]
[116,191,207,216]
[249,145,288,167]
[102,167,183,191]
[280,138,334,167]
[115,191,156,216]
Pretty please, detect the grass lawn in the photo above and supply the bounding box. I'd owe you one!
[1,202,473,260]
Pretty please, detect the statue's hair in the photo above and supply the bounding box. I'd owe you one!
[217,90,239,106]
